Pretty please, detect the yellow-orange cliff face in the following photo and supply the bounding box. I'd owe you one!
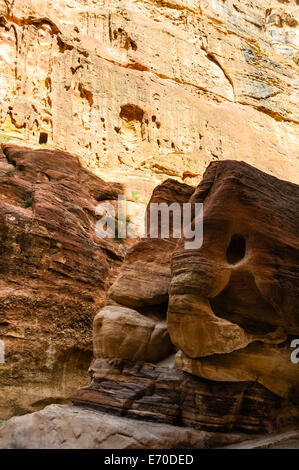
[0,0,298,191]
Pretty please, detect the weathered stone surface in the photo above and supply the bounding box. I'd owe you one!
[168,160,299,403]
[93,305,173,362]
[74,357,298,434]
[176,346,299,405]
[221,429,299,449]
[77,161,299,441]
[0,0,298,189]
[91,180,190,367]
[0,404,251,449]
[109,179,194,308]
[0,0,298,449]
[0,156,298,446]
[0,144,124,419]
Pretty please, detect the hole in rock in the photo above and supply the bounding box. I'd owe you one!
[210,271,279,334]
[120,104,144,123]
[39,132,48,145]
[128,39,137,51]
[226,234,246,264]
[78,83,93,106]
[137,302,169,322]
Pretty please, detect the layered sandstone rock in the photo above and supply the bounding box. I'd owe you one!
[0,403,251,449]
[0,144,124,419]
[74,357,295,434]
[74,161,299,438]
[168,160,299,405]
[108,179,194,308]
[0,0,298,446]
[0,159,298,447]
[0,0,298,190]
[92,179,193,365]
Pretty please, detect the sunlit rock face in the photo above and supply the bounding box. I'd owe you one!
[168,160,299,405]
[74,163,299,435]
[91,179,194,365]
[0,0,298,189]
[0,144,124,419]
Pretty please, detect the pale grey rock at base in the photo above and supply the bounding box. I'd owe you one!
[0,404,248,449]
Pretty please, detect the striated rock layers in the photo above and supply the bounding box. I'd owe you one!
[169,160,299,405]
[0,159,298,448]
[0,0,298,190]
[0,404,251,449]
[74,162,299,438]
[0,144,124,419]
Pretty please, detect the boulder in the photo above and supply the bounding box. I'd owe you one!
[93,305,172,363]
[168,160,299,403]
[0,404,249,449]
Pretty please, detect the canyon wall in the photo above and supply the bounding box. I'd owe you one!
[0,0,298,448]
[1,160,298,449]
[0,0,298,193]
[0,144,124,419]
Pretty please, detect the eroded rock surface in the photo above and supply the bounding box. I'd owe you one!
[0,144,124,419]
[109,179,194,308]
[94,179,193,365]
[168,160,299,405]
[93,306,172,363]
[74,357,295,434]
[0,159,298,447]
[75,161,299,439]
[0,0,298,449]
[0,404,251,449]
[0,0,298,188]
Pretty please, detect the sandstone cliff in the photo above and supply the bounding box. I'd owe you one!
[0,144,124,419]
[73,165,299,437]
[0,0,298,450]
[0,0,298,192]
[0,160,298,449]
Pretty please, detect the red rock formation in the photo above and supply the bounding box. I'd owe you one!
[92,180,194,365]
[0,0,298,188]
[74,162,299,435]
[109,179,194,309]
[74,357,285,434]
[0,157,298,446]
[0,144,124,418]
[168,160,299,405]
